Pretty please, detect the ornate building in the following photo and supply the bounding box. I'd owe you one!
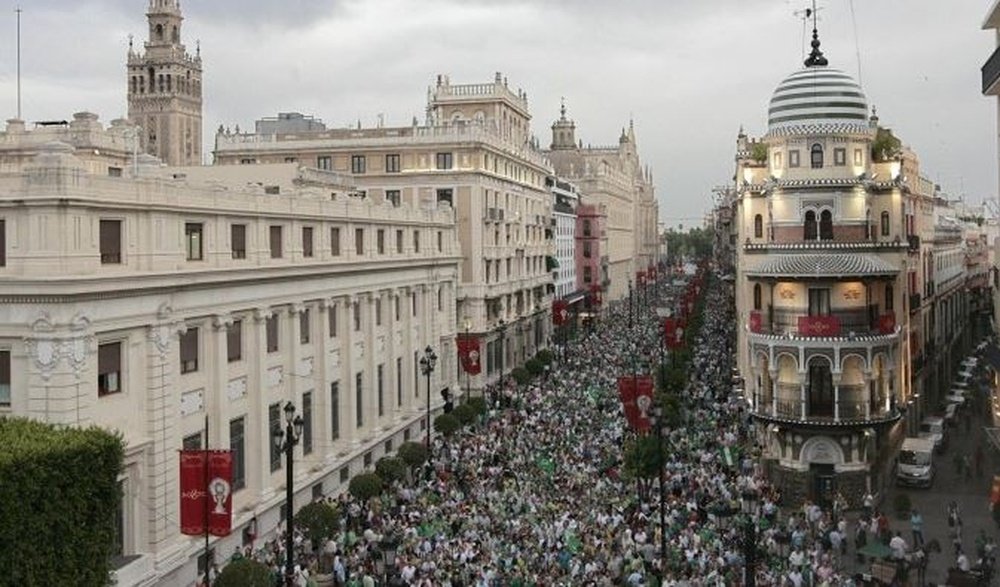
[734,30,910,506]
[127,0,203,166]
[546,105,658,301]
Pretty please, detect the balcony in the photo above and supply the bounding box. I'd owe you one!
[983,44,1000,95]
[752,395,901,426]
[752,309,896,337]
[907,234,921,252]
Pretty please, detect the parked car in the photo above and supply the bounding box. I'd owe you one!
[897,436,935,487]
[943,403,958,426]
[945,393,967,408]
[919,417,947,452]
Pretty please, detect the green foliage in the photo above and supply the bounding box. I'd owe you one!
[511,367,531,386]
[295,501,340,549]
[664,227,714,265]
[872,127,902,162]
[545,255,559,272]
[0,417,124,585]
[397,441,428,470]
[750,142,768,163]
[434,413,461,437]
[623,434,667,481]
[535,349,554,365]
[656,393,683,428]
[465,396,488,416]
[525,358,543,377]
[374,456,407,485]
[451,403,477,427]
[215,558,273,587]
[893,493,912,519]
[348,472,383,502]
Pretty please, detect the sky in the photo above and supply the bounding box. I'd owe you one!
[0,0,995,227]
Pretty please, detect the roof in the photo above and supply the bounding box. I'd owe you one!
[745,253,899,278]
[768,66,869,135]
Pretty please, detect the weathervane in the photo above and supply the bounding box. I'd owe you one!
[803,0,828,67]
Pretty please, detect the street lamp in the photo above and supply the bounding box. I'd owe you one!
[741,489,760,587]
[463,315,472,403]
[649,404,668,580]
[375,534,399,584]
[272,401,304,587]
[654,307,672,392]
[495,319,507,405]
[419,346,437,477]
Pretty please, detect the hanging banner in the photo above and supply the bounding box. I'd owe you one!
[634,376,654,433]
[749,311,762,333]
[552,300,569,326]
[877,313,896,334]
[589,284,603,305]
[617,376,638,429]
[664,317,685,349]
[179,450,207,536]
[456,335,482,375]
[207,450,234,537]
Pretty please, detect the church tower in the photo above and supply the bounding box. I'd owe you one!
[550,100,576,151]
[127,0,203,166]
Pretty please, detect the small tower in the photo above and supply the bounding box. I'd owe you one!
[550,99,576,151]
[127,0,203,166]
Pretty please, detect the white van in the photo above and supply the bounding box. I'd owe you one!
[897,437,935,488]
[919,416,947,452]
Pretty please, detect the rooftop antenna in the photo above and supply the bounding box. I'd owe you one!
[793,3,822,63]
[15,6,22,120]
[848,0,864,85]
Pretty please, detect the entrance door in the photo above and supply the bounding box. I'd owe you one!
[811,463,836,508]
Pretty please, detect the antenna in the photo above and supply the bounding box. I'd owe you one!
[15,6,22,120]
[793,4,822,62]
[848,0,863,85]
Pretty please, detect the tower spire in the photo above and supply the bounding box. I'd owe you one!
[803,0,828,67]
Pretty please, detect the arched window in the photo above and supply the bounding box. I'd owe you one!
[807,359,834,417]
[753,284,762,310]
[880,211,890,236]
[753,214,763,239]
[811,144,824,168]
[885,284,894,311]
[171,26,179,43]
[155,24,164,41]
[804,210,817,240]
[147,67,155,93]
[819,209,833,240]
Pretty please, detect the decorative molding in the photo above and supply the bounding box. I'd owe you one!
[180,389,204,417]
[297,357,314,378]
[212,314,234,330]
[267,366,283,388]
[227,377,248,401]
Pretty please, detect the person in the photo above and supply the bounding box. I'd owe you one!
[910,509,924,547]
[889,531,908,561]
[957,548,971,572]
[862,491,874,518]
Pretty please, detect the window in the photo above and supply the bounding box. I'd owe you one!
[396,230,404,253]
[328,306,337,337]
[819,210,833,240]
[230,417,245,490]
[437,288,443,311]
[100,219,122,264]
[377,230,385,255]
[98,342,122,396]
[584,266,592,283]
[269,226,283,258]
[339,467,348,483]
[810,144,823,168]
[299,309,311,345]
[185,223,203,261]
[754,214,763,239]
[412,293,417,317]
[108,166,122,178]
[437,231,443,252]
[435,152,453,170]
[269,403,282,471]
[413,231,420,253]
[302,227,314,258]
[375,299,382,326]
[804,210,817,240]
[182,433,202,450]
[583,219,592,237]
[302,392,313,455]
[834,148,846,166]
[854,148,864,166]
[807,362,834,417]
[231,224,246,259]
[353,302,361,331]
[330,227,341,256]
[753,284,762,311]
[351,155,366,174]
[885,285,894,311]
[880,211,890,237]
[385,154,400,173]
[266,315,279,353]
[808,289,831,316]
[227,320,242,362]
[396,357,402,407]
[773,152,783,169]
[179,328,199,374]
[317,156,331,171]
[583,242,592,258]
[788,150,800,168]
[394,296,400,321]
[330,382,340,440]
[436,189,453,206]
[377,364,384,417]
[0,219,5,267]
[386,190,401,207]
[0,350,9,406]
[355,372,363,428]
[355,228,364,255]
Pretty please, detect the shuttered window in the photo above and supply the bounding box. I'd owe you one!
[179,328,199,374]
[100,220,122,264]
[98,342,122,396]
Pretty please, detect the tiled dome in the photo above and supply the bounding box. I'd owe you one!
[767,66,869,134]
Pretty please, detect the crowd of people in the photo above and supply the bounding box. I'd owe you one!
[227,266,934,586]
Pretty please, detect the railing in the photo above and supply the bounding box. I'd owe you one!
[982,46,1000,94]
[760,308,872,336]
[756,395,893,423]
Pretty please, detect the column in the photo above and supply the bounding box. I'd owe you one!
[316,301,332,460]
[388,289,401,418]
[770,371,778,417]
[833,378,841,422]
[800,381,807,419]
[144,322,182,551]
[342,295,358,446]
[210,315,233,450]
[249,308,273,498]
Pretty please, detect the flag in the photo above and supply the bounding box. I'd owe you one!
[618,376,638,429]
[207,450,234,536]
[633,376,654,432]
[552,300,569,326]
[179,450,207,536]
[664,318,685,349]
[456,335,482,375]
[749,311,762,333]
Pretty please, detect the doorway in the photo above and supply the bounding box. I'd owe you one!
[811,463,836,508]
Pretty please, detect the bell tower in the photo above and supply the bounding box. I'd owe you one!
[127,0,203,166]
[550,99,576,151]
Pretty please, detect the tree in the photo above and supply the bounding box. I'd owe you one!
[397,441,428,471]
[535,348,554,365]
[215,558,273,587]
[434,413,461,437]
[511,367,531,387]
[750,142,768,163]
[295,501,340,550]
[0,417,124,585]
[465,396,488,416]
[348,473,383,502]
[374,456,407,485]
[622,435,668,487]
[872,127,902,162]
[525,358,543,377]
[451,403,477,427]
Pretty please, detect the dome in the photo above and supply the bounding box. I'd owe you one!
[767,65,869,135]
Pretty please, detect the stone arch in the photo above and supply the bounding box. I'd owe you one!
[805,352,833,370]
[840,353,868,375]
[799,435,845,465]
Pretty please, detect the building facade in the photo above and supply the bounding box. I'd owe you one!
[0,129,458,585]
[735,34,910,506]
[546,105,658,301]
[127,0,203,167]
[550,176,579,301]
[214,73,555,393]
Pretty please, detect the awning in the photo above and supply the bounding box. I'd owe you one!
[984,344,1000,371]
[745,253,898,279]
[563,290,587,304]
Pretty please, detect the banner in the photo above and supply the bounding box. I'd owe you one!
[633,376,654,433]
[877,313,896,334]
[456,335,482,375]
[617,376,637,429]
[664,317,685,349]
[179,450,207,536]
[207,450,234,537]
[797,315,841,337]
[589,284,603,305]
[749,311,762,334]
[552,300,569,326]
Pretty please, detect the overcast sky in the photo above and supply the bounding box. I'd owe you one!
[0,0,995,226]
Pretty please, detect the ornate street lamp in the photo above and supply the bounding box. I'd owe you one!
[272,401,304,587]
[376,534,400,584]
[419,346,437,477]
[495,318,507,405]
[462,315,472,403]
[741,490,760,587]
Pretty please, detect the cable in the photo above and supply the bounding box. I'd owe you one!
[848,0,863,85]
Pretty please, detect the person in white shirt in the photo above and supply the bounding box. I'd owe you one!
[957,549,971,572]
[889,531,907,560]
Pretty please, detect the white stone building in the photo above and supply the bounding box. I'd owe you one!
[0,129,458,585]
[549,176,579,301]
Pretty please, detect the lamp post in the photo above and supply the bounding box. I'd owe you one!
[741,490,760,587]
[654,307,671,392]
[650,404,668,580]
[419,346,437,477]
[495,319,507,404]
[375,533,399,585]
[628,278,634,333]
[463,316,472,403]
[272,402,304,587]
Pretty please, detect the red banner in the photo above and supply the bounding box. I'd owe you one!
[749,311,762,333]
[456,335,482,375]
[636,271,646,287]
[877,313,896,334]
[618,376,654,432]
[664,318,685,349]
[797,315,842,337]
[207,450,233,536]
[179,450,207,536]
[589,284,603,305]
[553,300,569,326]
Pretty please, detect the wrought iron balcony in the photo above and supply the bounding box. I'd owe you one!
[752,394,901,426]
[748,309,897,337]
